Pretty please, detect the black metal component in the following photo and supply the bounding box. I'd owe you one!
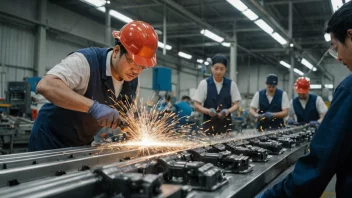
[224,142,269,162]
[79,165,90,171]
[157,158,229,191]
[96,167,163,198]
[249,139,284,155]
[55,170,66,176]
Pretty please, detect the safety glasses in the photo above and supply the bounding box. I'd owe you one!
[328,44,338,59]
[125,54,148,70]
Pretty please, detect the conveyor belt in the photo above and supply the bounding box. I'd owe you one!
[0,125,313,198]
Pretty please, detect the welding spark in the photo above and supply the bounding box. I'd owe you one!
[101,95,208,155]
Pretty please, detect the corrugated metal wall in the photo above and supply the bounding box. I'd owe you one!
[0,22,35,97]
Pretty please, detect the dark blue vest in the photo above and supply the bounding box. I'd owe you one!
[293,94,320,124]
[203,77,232,134]
[30,47,138,150]
[257,89,284,130]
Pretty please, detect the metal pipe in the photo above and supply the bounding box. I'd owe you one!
[230,24,237,83]
[163,3,167,55]
[105,6,111,46]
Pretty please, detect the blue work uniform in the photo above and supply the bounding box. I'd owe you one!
[257,89,284,130]
[257,74,352,197]
[293,94,320,124]
[203,76,232,135]
[29,47,138,151]
[174,101,193,125]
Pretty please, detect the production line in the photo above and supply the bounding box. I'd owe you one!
[0,125,314,198]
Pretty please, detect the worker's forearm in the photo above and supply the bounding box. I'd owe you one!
[37,76,94,113]
[318,112,326,123]
[250,107,259,117]
[228,102,239,113]
[194,102,209,115]
[273,109,289,118]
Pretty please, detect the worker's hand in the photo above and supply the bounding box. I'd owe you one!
[88,101,121,129]
[263,112,273,120]
[309,120,320,127]
[208,108,217,117]
[218,109,229,119]
[287,119,299,125]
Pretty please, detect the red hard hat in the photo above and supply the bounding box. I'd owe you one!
[112,21,158,67]
[294,77,310,94]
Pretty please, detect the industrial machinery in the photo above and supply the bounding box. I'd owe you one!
[0,126,311,198]
[5,81,31,117]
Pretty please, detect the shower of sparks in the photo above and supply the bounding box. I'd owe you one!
[102,94,209,155]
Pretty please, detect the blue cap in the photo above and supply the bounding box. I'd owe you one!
[211,54,228,67]
[266,74,278,85]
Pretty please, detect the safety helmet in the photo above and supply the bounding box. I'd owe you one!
[294,77,310,94]
[112,21,158,67]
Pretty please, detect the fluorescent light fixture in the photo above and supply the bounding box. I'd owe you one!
[325,84,334,89]
[158,41,172,50]
[294,68,304,76]
[226,0,248,11]
[109,10,133,23]
[204,61,210,66]
[301,58,317,71]
[81,0,105,7]
[331,0,343,12]
[271,32,287,45]
[178,51,192,59]
[197,59,204,64]
[242,9,258,21]
[254,19,273,34]
[290,43,294,47]
[324,33,331,42]
[97,7,105,12]
[200,29,224,43]
[221,42,231,47]
[279,61,291,69]
[310,84,322,89]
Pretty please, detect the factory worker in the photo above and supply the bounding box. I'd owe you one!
[193,54,241,135]
[288,77,327,126]
[249,74,289,131]
[29,21,158,151]
[257,2,352,197]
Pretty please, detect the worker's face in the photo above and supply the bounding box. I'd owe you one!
[330,30,352,71]
[211,63,226,81]
[298,93,308,100]
[111,46,147,81]
[266,84,276,94]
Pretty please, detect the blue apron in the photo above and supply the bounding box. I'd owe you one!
[293,94,320,124]
[257,89,284,130]
[203,77,232,135]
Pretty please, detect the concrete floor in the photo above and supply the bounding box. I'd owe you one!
[256,165,336,198]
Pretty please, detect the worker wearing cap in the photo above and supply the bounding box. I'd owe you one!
[193,54,242,135]
[250,74,290,131]
[289,77,327,126]
[257,2,352,197]
[29,21,158,151]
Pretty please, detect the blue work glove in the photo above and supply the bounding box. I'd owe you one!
[88,101,121,129]
[287,119,299,125]
[263,112,274,120]
[309,120,320,127]
[218,109,229,119]
[208,108,217,117]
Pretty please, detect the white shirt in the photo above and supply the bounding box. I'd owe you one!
[47,51,140,98]
[250,90,290,110]
[289,95,327,116]
[193,77,242,104]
